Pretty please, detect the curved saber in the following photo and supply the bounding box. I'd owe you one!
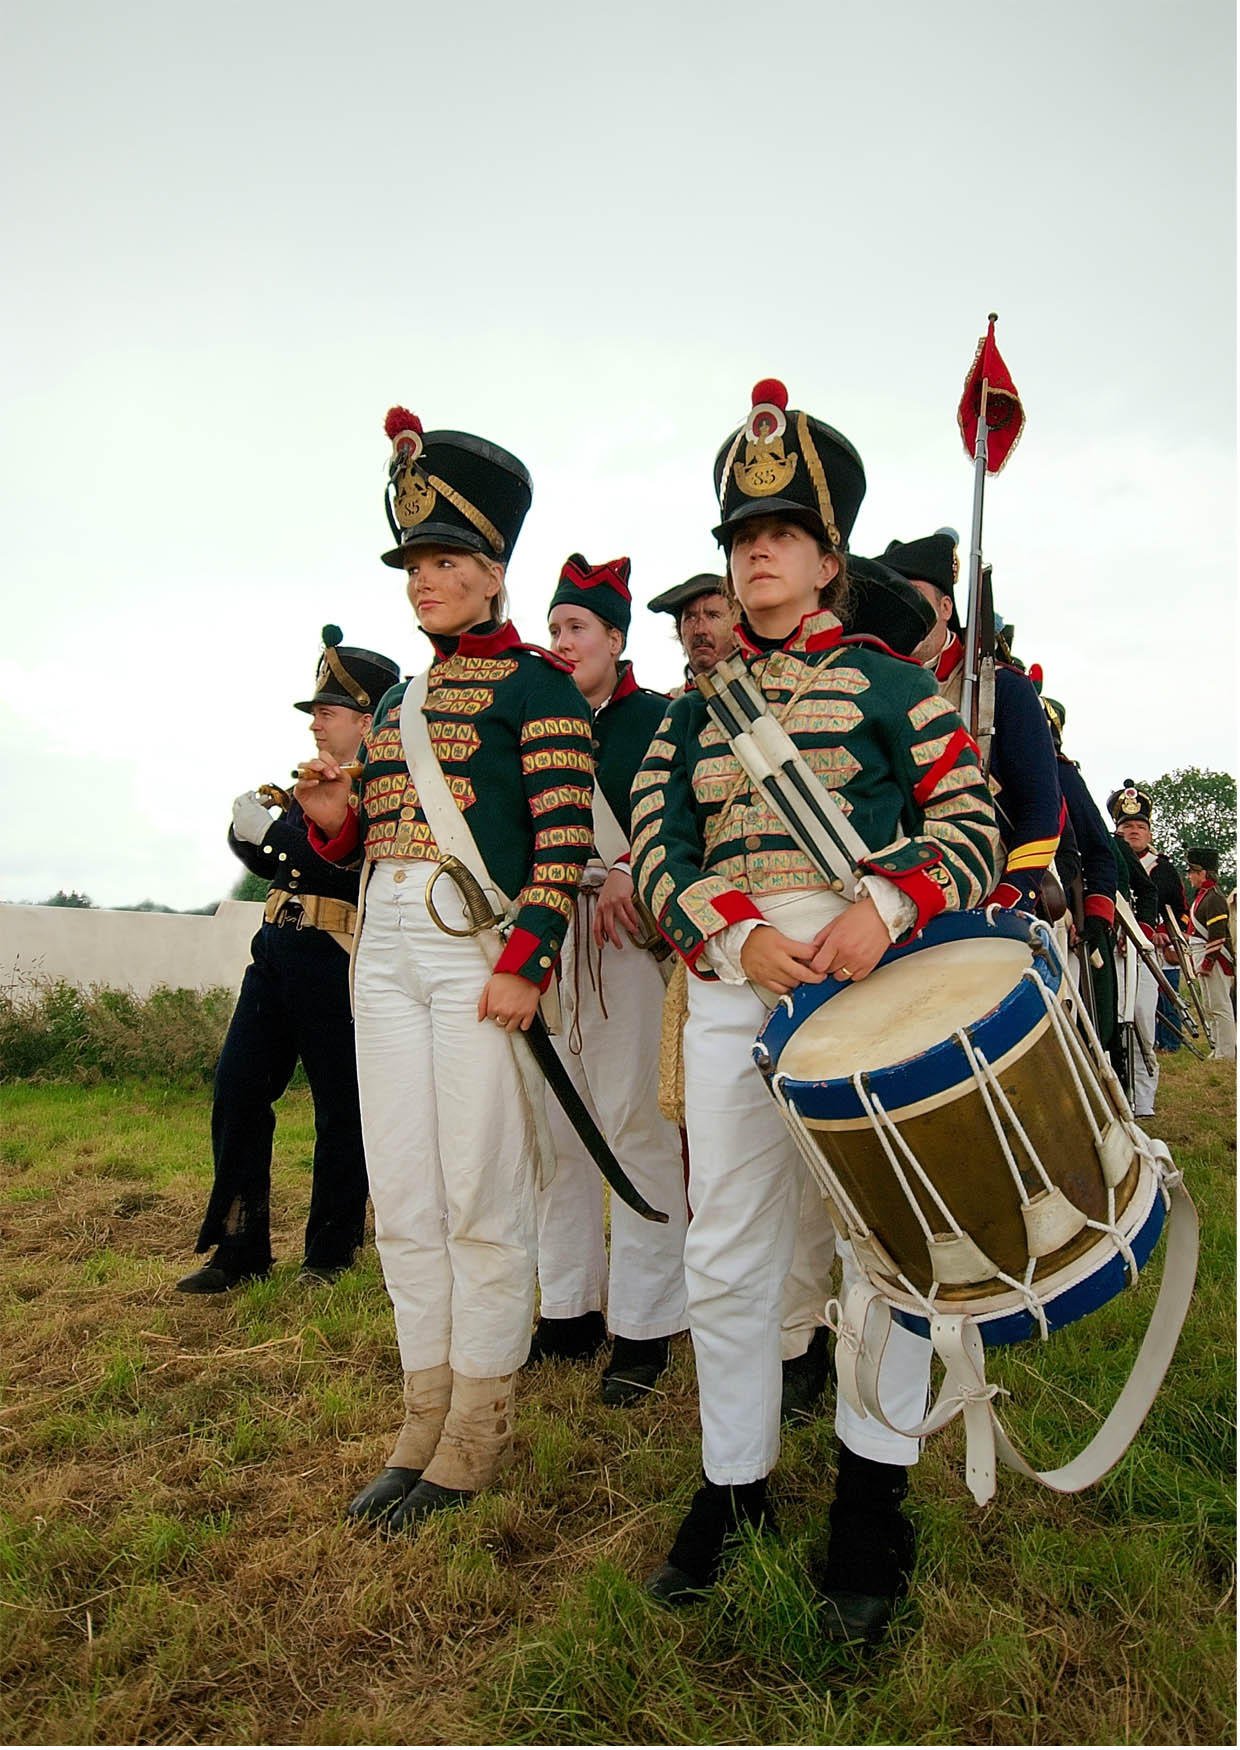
[426,856,669,1225]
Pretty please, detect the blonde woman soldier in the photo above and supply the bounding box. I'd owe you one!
[297,409,594,1533]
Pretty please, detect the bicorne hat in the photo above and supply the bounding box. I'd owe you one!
[712,379,866,549]
[549,554,633,638]
[846,556,936,656]
[1106,779,1153,826]
[647,572,729,618]
[381,407,532,568]
[295,625,400,714]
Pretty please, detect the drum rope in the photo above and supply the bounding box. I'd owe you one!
[955,1029,1059,1200]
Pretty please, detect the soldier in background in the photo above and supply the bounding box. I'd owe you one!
[1186,848,1236,1061]
[647,573,736,686]
[1111,794,1188,1052]
[177,628,398,1292]
[1107,784,1163,1117]
[1040,694,1119,1050]
[882,531,1062,913]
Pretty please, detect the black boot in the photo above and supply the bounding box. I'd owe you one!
[646,1477,776,1606]
[345,1466,422,1526]
[524,1310,608,1366]
[384,1479,472,1534]
[780,1326,834,1424]
[601,1335,670,1407]
[175,1246,270,1294]
[809,1444,916,1643]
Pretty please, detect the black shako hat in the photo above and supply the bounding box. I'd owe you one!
[1106,779,1153,826]
[647,572,729,618]
[549,554,633,637]
[846,556,936,656]
[381,406,532,567]
[712,378,866,549]
[295,625,400,714]
[1186,847,1220,874]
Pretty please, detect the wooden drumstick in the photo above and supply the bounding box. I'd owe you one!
[291,760,364,783]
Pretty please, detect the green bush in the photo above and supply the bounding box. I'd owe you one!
[0,974,235,1084]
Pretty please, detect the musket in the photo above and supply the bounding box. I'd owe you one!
[424,855,669,1225]
[1113,896,1209,1062]
[1066,873,1100,1035]
[1163,905,1214,1050]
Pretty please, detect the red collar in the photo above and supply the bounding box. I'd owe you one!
[428,619,523,658]
[933,631,964,683]
[735,607,844,657]
[611,660,640,704]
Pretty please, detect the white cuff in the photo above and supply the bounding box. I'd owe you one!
[701,917,766,984]
[858,874,918,943]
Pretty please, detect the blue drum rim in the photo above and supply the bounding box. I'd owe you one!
[755,908,1061,1122]
[889,1179,1167,1347]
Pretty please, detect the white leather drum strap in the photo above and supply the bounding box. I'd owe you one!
[399,670,557,1185]
[830,1170,1199,1505]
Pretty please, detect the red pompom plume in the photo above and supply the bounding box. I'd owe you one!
[751,378,788,410]
[1029,662,1043,687]
[384,406,423,439]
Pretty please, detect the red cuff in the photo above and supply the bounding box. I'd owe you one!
[1139,921,1156,943]
[711,889,764,928]
[307,809,360,862]
[494,926,553,987]
[1084,894,1116,926]
[986,881,1024,911]
[884,865,950,935]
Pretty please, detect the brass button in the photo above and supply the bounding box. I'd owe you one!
[745,834,762,851]
[539,954,552,968]
[291,869,301,879]
[278,852,287,862]
[262,845,273,856]
[393,869,406,884]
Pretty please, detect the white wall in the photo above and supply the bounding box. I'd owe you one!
[0,901,264,997]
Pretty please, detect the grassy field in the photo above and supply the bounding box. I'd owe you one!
[0,1053,1233,1745]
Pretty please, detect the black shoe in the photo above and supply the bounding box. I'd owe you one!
[524,1310,608,1366]
[299,1260,350,1284]
[601,1335,670,1406]
[644,1477,776,1607]
[345,1466,422,1526]
[175,1251,270,1294]
[780,1326,834,1424]
[809,1445,916,1644]
[384,1479,473,1534]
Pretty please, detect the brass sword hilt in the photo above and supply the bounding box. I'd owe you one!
[424,854,505,938]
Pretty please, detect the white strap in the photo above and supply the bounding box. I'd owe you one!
[591,781,630,870]
[831,1174,1199,1505]
[400,671,512,911]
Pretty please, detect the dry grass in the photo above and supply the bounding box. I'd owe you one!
[0,1052,1233,1745]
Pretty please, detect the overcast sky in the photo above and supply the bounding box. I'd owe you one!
[1,0,1234,910]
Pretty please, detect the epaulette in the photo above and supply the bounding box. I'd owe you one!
[517,643,574,674]
[839,632,922,666]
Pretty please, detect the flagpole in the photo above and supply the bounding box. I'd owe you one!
[960,312,997,756]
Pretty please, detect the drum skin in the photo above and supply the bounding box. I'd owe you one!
[756,910,1141,1301]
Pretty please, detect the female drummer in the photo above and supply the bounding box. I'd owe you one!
[631,379,1001,1638]
[297,409,594,1533]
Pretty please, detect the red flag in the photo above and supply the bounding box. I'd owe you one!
[958,315,1024,472]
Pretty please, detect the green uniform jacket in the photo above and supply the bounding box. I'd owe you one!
[593,662,669,846]
[630,608,1002,974]
[309,621,594,986]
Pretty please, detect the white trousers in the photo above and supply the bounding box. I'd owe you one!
[353,862,538,1379]
[683,976,927,1483]
[1192,948,1237,1061]
[780,1172,837,1361]
[1131,957,1159,1116]
[538,896,689,1339]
